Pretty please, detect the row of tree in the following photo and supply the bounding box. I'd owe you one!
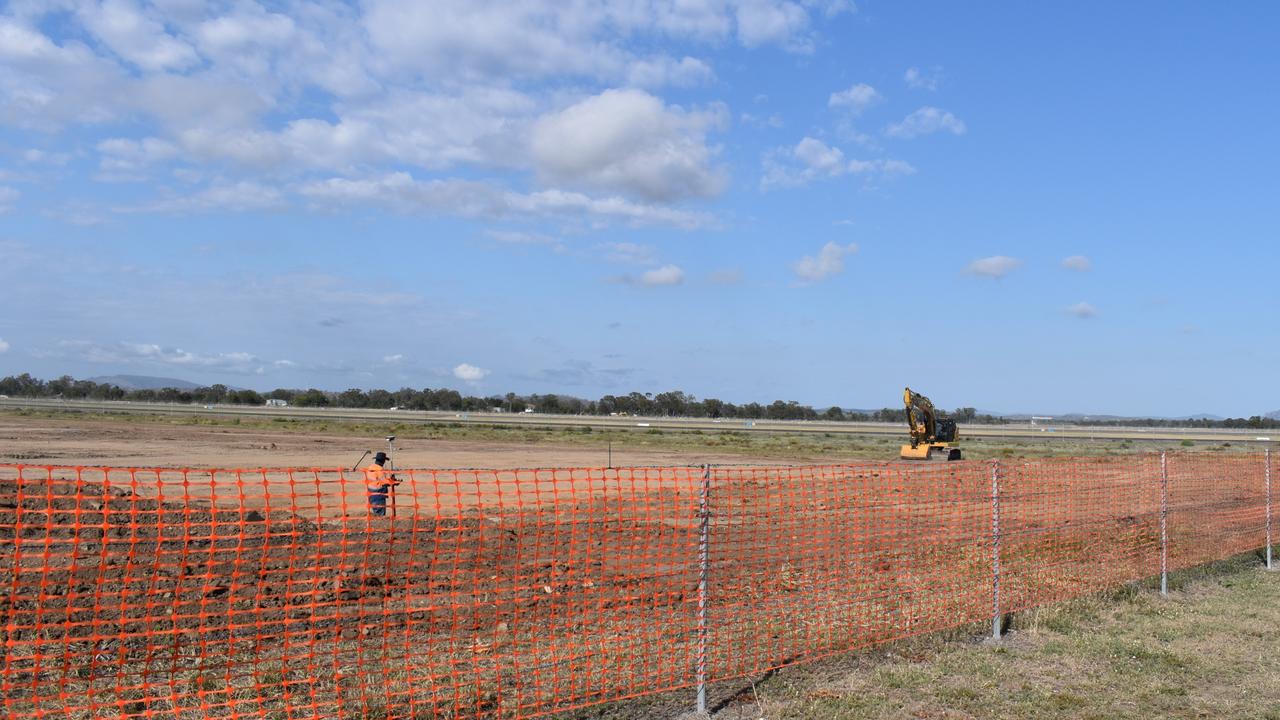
[1,373,1007,423]
[5,373,1276,428]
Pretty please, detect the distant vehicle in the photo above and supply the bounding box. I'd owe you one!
[266,399,288,407]
[1258,437,1272,442]
[0,394,8,399]
[522,408,534,413]
[389,406,400,411]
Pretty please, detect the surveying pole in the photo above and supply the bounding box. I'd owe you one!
[386,435,397,519]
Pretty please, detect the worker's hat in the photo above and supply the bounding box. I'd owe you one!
[373,451,389,465]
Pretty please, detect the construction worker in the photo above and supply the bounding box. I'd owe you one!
[363,451,399,516]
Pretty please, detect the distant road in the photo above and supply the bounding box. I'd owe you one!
[2,397,1274,445]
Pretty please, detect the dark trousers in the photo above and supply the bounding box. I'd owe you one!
[368,485,389,516]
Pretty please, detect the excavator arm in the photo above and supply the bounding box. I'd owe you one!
[903,387,936,448]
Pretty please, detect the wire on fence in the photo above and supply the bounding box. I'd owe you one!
[0,453,1272,719]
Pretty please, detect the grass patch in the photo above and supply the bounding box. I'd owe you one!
[2,408,1251,463]
[725,554,1280,719]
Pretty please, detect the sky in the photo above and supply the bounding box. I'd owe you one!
[1,1,1278,417]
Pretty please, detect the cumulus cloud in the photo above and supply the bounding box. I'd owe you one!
[0,2,850,232]
[530,89,727,203]
[383,354,404,364]
[76,0,200,72]
[735,0,813,51]
[964,255,1021,279]
[762,137,914,189]
[828,83,881,114]
[639,264,685,286]
[0,337,9,353]
[1062,255,1092,272]
[904,66,942,90]
[886,106,966,139]
[453,363,490,382]
[793,242,858,283]
[1066,302,1098,319]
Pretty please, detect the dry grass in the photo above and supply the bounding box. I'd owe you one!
[693,554,1280,720]
[0,408,1256,464]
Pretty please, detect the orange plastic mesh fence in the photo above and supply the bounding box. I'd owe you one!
[1,453,1271,719]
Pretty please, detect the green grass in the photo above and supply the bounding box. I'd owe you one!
[715,554,1280,720]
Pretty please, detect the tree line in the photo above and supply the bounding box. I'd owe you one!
[5,372,1276,428]
[0,373,1010,423]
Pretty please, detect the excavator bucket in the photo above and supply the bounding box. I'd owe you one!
[900,444,962,461]
[900,444,932,460]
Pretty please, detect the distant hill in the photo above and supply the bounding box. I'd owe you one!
[1268,410,1280,421]
[88,375,202,390]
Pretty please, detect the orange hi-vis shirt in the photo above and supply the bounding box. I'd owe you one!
[363,463,397,492]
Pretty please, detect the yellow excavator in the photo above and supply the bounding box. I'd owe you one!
[900,387,962,461]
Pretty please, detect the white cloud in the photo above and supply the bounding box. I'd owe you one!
[453,363,490,382]
[530,88,727,203]
[601,242,657,265]
[76,0,200,72]
[886,106,966,139]
[0,2,852,228]
[736,0,813,51]
[762,137,914,189]
[626,56,715,88]
[299,173,711,228]
[793,242,858,283]
[97,137,179,179]
[639,264,685,286]
[904,66,941,90]
[127,181,287,213]
[0,338,9,353]
[21,148,69,165]
[740,112,783,129]
[383,354,404,364]
[0,186,18,213]
[828,83,881,114]
[964,255,1021,279]
[64,340,268,373]
[485,229,566,252]
[1062,255,1092,272]
[362,0,824,85]
[1066,302,1098,319]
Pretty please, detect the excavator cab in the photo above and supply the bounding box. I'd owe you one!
[901,387,962,461]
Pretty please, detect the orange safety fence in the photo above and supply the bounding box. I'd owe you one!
[1,452,1273,719]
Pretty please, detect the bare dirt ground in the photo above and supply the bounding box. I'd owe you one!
[0,414,785,470]
[2,412,1272,719]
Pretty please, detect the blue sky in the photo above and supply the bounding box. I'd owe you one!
[1,1,1277,416]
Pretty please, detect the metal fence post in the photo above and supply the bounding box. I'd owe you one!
[695,464,711,715]
[1160,452,1169,596]
[1266,448,1273,571]
[990,460,1003,640]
